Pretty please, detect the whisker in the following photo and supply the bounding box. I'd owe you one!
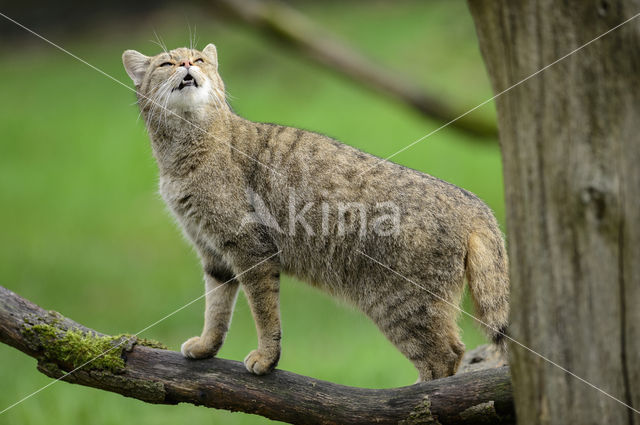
[224,89,237,101]
[149,72,183,128]
[152,30,168,54]
[151,87,172,125]
[147,82,168,125]
[149,39,164,52]
[193,25,198,51]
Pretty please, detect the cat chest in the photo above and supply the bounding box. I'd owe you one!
[159,177,201,222]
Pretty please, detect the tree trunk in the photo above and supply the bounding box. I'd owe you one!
[467,1,640,424]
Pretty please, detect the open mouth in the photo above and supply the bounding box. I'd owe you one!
[177,73,198,90]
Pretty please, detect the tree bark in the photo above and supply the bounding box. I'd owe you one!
[210,0,497,139]
[467,1,640,424]
[0,285,513,424]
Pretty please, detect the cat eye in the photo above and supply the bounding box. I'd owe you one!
[159,61,173,67]
[194,58,204,64]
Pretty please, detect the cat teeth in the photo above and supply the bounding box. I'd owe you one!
[175,79,198,91]
[176,75,199,91]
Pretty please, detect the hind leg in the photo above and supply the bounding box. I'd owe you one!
[373,297,465,382]
[411,318,465,382]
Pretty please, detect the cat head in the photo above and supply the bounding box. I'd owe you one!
[122,44,227,124]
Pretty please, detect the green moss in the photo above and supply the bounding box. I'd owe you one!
[23,324,131,373]
[22,321,168,374]
[135,337,168,350]
[400,397,440,425]
[459,400,500,423]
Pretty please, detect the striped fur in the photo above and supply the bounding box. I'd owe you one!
[123,45,510,381]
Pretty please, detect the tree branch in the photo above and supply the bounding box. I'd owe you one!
[209,0,497,139]
[0,285,513,424]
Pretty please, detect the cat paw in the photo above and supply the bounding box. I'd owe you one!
[180,336,217,359]
[243,349,279,375]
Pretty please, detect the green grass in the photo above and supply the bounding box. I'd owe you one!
[0,1,503,424]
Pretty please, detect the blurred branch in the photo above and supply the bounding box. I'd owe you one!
[210,0,497,139]
[0,285,513,424]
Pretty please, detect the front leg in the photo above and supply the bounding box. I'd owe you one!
[239,261,282,375]
[181,256,240,359]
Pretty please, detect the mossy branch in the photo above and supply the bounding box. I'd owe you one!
[0,285,513,424]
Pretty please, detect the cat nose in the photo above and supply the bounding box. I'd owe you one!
[179,60,192,69]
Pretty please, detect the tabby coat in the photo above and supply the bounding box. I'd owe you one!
[122,44,509,381]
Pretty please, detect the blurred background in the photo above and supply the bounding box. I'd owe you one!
[0,1,504,424]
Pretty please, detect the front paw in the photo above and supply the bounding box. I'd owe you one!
[243,348,280,375]
[180,336,218,359]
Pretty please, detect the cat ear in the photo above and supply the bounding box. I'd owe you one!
[202,43,218,69]
[122,50,150,86]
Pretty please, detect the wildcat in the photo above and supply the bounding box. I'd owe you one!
[122,44,509,381]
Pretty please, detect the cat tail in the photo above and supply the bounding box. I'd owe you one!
[465,225,510,351]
